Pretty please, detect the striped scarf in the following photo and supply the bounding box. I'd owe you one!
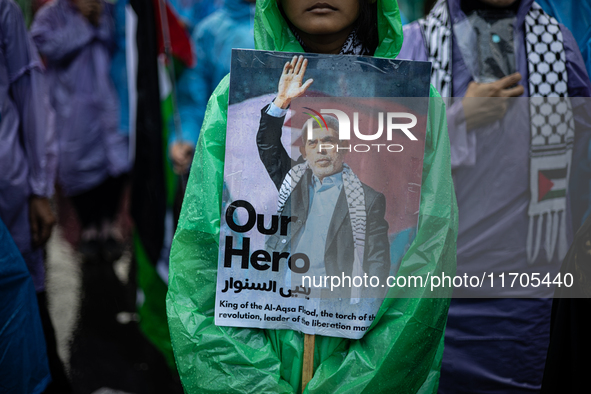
[419,0,574,263]
[277,163,367,300]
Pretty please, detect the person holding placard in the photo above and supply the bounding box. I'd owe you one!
[167,1,458,392]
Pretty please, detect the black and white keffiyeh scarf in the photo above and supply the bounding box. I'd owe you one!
[419,0,574,263]
[277,163,367,300]
[292,28,371,56]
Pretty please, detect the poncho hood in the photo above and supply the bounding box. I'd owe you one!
[254,0,404,58]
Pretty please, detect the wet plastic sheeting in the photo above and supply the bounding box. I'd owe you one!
[167,90,456,393]
[166,0,457,392]
[0,219,50,394]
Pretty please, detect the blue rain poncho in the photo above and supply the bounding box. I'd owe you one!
[0,216,50,394]
[168,0,220,31]
[172,0,255,147]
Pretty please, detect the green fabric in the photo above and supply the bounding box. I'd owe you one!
[161,92,179,207]
[14,0,32,28]
[135,233,176,369]
[167,0,458,392]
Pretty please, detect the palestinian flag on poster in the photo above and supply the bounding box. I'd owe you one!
[538,167,568,202]
[128,0,193,369]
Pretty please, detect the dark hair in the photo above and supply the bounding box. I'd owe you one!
[356,0,379,55]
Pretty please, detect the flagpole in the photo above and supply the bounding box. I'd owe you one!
[302,334,315,393]
[156,0,187,186]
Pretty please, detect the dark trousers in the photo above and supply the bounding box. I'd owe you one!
[70,176,124,229]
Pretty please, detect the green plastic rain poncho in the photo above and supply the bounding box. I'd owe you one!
[166,1,458,393]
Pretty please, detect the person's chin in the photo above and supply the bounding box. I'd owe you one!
[312,166,336,179]
[312,161,332,170]
[298,19,346,35]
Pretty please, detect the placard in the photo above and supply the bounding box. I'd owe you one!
[215,49,431,339]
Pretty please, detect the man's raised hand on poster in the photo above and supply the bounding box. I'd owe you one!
[273,55,314,109]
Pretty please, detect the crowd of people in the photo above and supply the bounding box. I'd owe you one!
[0,0,589,393]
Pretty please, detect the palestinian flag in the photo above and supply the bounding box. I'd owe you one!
[538,167,568,202]
[152,0,195,68]
[128,0,193,369]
